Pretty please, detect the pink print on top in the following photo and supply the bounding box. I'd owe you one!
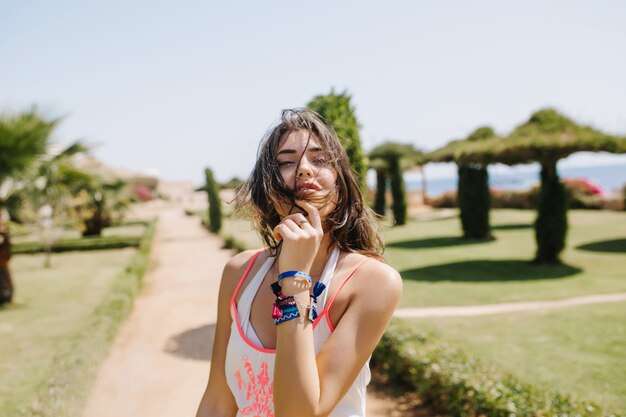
[234,355,274,417]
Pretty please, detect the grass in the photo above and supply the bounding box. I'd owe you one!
[222,209,626,307]
[384,209,626,307]
[210,208,626,414]
[0,221,156,417]
[403,301,626,414]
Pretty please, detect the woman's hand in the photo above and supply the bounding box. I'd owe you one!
[272,200,323,275]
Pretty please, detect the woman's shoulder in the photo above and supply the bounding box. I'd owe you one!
[222,248,267,288]
[343,252,403,302]
[343,251,400,278]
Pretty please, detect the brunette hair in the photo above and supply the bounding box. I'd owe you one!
[233,108,384,259]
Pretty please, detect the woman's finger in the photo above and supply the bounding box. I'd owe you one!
[281,218,303,235]
[294,200,322,230]
[283,214,316,232]
[282,213,308,228]
[273,223,297,241]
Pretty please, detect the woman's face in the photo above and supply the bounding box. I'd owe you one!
[274,129,338,220]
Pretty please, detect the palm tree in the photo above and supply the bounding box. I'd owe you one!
[0,109,56,303]
[72,177,129,236]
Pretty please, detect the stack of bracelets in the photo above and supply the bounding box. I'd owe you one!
[271,270,327,325]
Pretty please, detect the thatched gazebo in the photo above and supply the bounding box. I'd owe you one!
[369,142,425,226]
[437,108,626,264]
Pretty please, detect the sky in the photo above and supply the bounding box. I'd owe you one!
[2,0,626,185]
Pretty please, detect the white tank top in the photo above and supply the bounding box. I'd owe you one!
[225,247,372,417]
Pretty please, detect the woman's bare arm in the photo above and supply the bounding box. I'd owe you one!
[274,260,402,417]
[272,200,403,417]
[195,250,257,417]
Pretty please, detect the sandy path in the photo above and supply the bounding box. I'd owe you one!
[82,206,232,417]
[81,205,396,417]
[395,292,626,318]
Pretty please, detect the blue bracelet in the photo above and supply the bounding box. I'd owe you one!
[277,270,312,286]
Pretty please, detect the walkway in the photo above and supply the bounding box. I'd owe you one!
[81,203,397,417]
[82,205,232,416]
[394,292,626,318]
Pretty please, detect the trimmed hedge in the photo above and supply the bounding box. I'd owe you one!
[371,320,615,417]
[429,186,612,211]
[12,235,142,255]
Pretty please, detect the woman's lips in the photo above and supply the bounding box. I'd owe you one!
[295,182,322,192]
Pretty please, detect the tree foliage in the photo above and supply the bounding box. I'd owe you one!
[0,109,57,303]
[457,127,495,240]
[535,160,568,263]
[307,90,367,190]
[427,108,626,263]
[369,142,424,225]
[204,167,222,233]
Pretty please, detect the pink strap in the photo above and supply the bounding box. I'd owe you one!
[230,249,265,306]
[324,257,372,313]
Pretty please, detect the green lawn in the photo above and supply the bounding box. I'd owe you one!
[220,208,626,414]
[223,209,626,307]
[0,220,155,417]
[404,300,626,414]
[385,209,626,307]
[0,249,136,416]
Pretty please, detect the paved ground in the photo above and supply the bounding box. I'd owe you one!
[81,204,398,417]
[394,292,626,318]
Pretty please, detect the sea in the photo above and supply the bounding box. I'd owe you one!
[403,162,626,197]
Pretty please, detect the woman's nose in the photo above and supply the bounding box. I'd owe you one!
[297,158,314,178]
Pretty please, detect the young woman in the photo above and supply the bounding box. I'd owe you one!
[196,108,402,417]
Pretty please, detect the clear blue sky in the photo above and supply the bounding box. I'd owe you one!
[2,0,626,184]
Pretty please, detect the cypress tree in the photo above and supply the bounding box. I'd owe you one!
[457,127,495,239]
[388,156,407,225]
[307,90,367,190]
[204,167,222,233]
[374,167,387,216]
[370,142,421,226]
[458,164,491,239]
[534,159,567,263]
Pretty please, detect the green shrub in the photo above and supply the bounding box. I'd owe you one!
[12,235,142,254]
[429,191,457,208]
[204,167,222,233]
[372,320,612,417]
[491,189,538,209]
